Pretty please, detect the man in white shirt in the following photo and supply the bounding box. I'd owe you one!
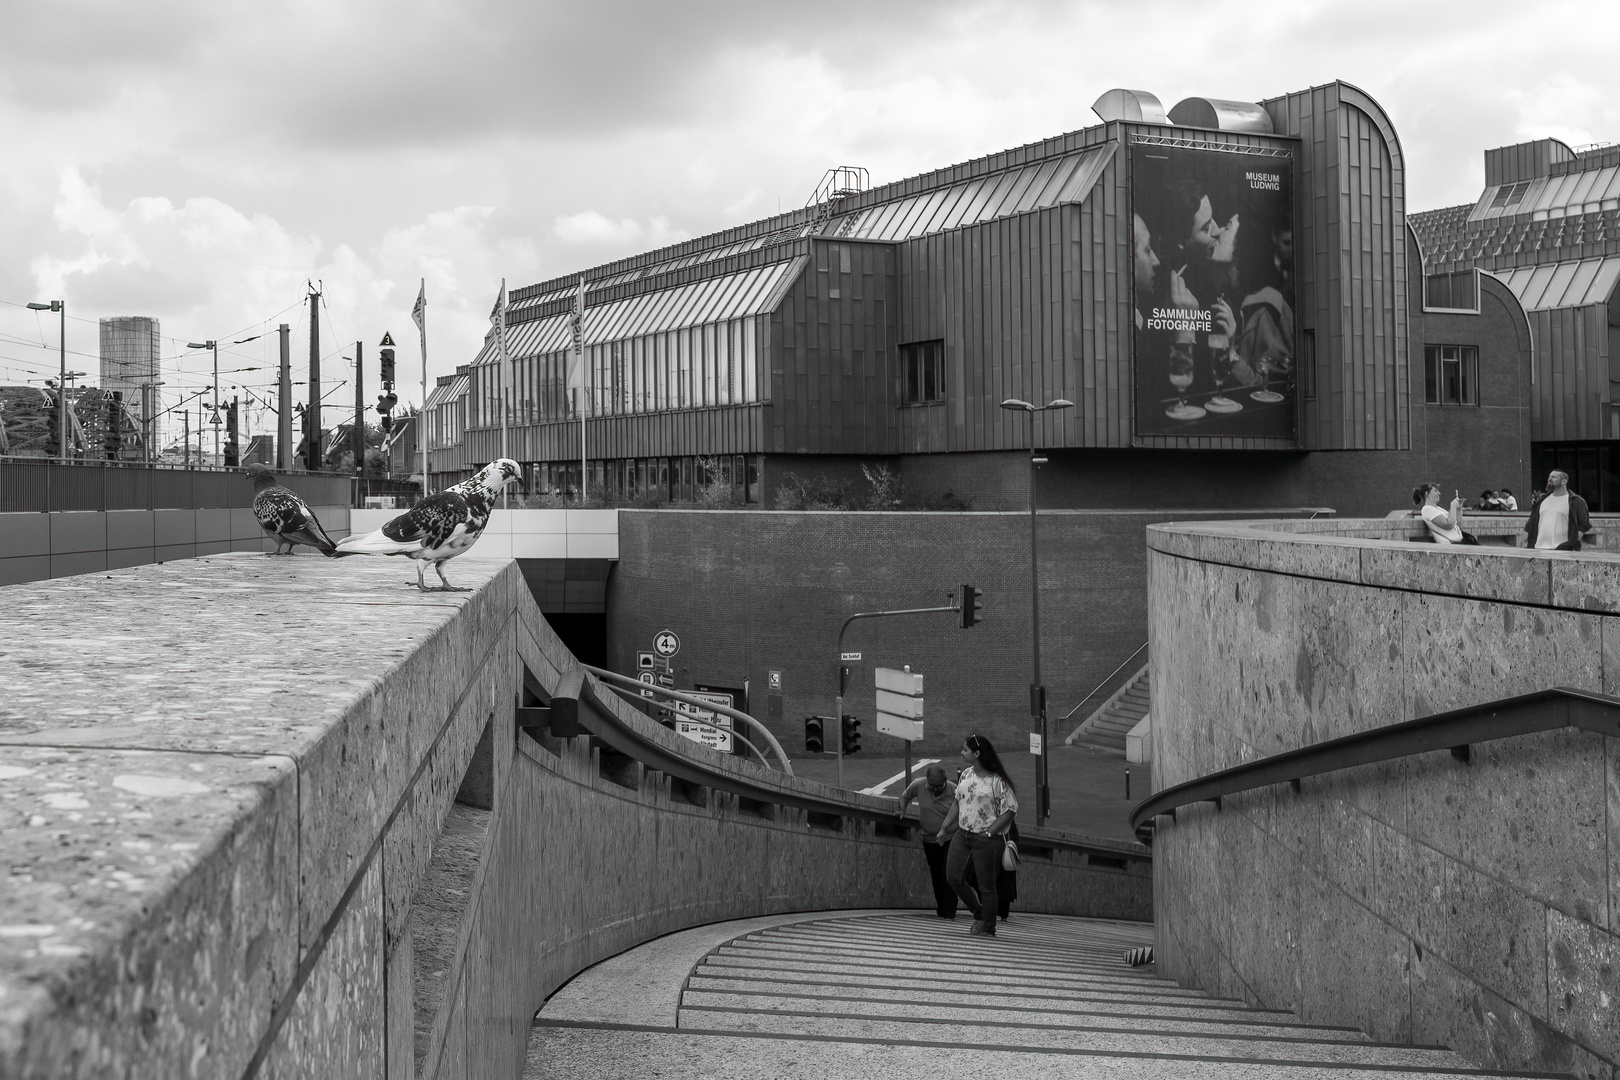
[1524,470,1591,551]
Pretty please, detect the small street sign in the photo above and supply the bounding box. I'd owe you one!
[656,672,675,688]
[379,331,396,347]
[840,652,862,661]
[767,669,783,691]
[637,651,656,669]
[1029,733,1043,755]
[653,630,681,658]
[637,671,657,698]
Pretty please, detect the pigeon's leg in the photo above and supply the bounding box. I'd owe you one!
[414,562,431,592]
[435,562,471,592]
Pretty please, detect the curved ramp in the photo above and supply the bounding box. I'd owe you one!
[529,912,1517,1079]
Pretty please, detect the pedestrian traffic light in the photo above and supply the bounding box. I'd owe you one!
[961,584,984,628]
[840,714,862,755]
[804,715,827,753]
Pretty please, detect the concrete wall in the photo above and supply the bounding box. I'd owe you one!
[0,505,352,585]
[1,552,1149,1080]
[1147,518,1620,1079]
[607,508,1325,753]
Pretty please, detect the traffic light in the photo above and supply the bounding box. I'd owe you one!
[840,714,862,755]
[379,346,396,385]
[804,715,827,753]
[961,584,984,628]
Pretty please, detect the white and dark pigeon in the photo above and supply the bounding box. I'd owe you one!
[334,458,520,590]
[246,463,339,556]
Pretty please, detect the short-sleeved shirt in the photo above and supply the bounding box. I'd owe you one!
[1420,504,1463,544]
[900,778,957,838]
[954,766,1018,834]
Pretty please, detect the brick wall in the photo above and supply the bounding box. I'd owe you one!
[606,508,1320,756]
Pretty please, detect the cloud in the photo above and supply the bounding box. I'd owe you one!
[552,210,689,250]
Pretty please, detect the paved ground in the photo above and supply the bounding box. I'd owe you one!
[786,745,1141,842]
[527,911,1516,1079]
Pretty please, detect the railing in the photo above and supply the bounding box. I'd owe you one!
[1130,686,1620,844]
[1059,642,1148,724]
[533,664,1147,863]
[580,663,793,774]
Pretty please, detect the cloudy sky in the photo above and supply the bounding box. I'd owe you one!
[1,0,1616,443]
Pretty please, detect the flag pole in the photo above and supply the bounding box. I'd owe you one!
[415,278,430,499]
[497,277,509,509]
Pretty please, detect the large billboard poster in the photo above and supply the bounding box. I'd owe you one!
[1131,142,1297,440]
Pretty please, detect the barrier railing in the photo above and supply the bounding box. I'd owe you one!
[1129,686,1620,844]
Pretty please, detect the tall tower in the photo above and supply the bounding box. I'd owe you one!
[99,316,163,447]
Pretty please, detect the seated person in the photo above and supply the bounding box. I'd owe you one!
[1413,483,1479,545]
[1498,488,1518,511]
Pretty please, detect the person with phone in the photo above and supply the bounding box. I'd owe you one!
[1413,483,1479,545]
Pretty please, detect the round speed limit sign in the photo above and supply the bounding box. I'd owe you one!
[653,630,681,658]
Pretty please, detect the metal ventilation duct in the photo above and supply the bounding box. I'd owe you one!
[1091,89,1169,125]
[1167,97,1274,134]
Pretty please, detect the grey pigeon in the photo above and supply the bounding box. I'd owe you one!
[246,463,338,556]
[334,458,519,590]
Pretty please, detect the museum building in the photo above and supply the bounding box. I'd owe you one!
[427,81,1534,516]
[1413,138,1620,509]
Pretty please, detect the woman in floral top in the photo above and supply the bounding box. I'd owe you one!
[933,734,1019,936]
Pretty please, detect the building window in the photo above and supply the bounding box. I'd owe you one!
[1424,345,1478,405]
[1425,270,1478,312]
[901,340,945,404]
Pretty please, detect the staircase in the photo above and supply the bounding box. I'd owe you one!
[1066,664,1150,755]
[528,911,1527,1079]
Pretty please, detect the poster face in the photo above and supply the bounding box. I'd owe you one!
[1131,143,1297,440]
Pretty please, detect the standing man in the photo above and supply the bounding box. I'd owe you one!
[895,765,958,919]
[1524,469,1592,551]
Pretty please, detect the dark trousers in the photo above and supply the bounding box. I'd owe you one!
[946,830,1003,929]
[922,840,957,917]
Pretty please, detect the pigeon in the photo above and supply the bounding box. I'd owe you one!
[334,458,520,591]
[246,463,339,556]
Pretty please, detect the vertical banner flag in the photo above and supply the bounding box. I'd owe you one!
[566,277,585,411]
[492,278,509,451]
[1130,142,1297,440]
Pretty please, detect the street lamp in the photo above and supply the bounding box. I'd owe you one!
[999,396,1074,826]
[187,340,219,465]
[26,300,65,462]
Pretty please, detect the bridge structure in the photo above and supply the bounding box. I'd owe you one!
[2,516,1616,1079]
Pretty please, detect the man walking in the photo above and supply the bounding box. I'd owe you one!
[895,765,958,919]
[1525,469,1592,551]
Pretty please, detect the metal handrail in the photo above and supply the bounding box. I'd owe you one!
[581,664,794,775]
[597,681,775,770]
[1059,642,1148,724]
[1129,686,1620,844]
[565,666,1147,860]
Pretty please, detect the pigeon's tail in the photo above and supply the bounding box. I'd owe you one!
[284,527,339,557]
[334,528,421,557]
